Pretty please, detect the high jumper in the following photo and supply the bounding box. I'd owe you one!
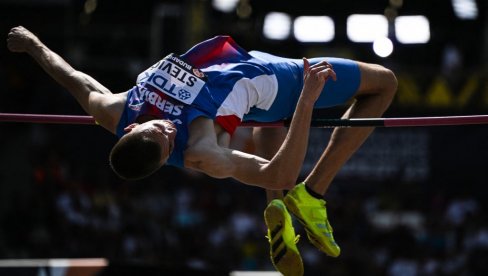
[7,25,397,275]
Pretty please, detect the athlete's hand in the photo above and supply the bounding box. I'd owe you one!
[301,58,337,103]
[7,26,41,53]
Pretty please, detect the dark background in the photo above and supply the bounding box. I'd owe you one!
[0,0,487,275]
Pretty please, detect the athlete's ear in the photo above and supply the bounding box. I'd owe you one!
[124,123,139,133]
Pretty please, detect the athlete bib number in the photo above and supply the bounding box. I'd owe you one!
[137,54,207,105]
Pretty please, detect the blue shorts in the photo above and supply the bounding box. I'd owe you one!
[244,51,361,122]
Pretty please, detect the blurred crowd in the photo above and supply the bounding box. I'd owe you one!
[0,124,487,276]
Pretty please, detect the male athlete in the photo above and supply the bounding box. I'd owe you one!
[7,26,397,275]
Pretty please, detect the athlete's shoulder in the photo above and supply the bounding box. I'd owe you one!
[89,91,128,134]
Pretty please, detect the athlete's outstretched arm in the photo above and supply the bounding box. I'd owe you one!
[6,26,124,133]
[185,59,336,190]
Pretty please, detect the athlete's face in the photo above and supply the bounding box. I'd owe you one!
[124,120,177,163]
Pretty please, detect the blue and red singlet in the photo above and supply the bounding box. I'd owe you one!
[116,36,361,168]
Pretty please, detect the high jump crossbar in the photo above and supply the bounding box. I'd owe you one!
[1,112,488,128]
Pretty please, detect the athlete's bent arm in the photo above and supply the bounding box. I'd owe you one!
[7,26,123,133]
[185,59,336,190]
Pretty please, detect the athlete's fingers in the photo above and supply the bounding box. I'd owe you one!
[303,57,310,74]
[6,28,26,52]
[7,39,21,52]
[317,68,337,81]
[309,62,333,71]
[6,26,39,53]
[309,60,333,70]
[309,65,337,81]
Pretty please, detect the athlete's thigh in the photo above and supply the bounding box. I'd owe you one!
[308,57,361,108]
[253,127,287,159]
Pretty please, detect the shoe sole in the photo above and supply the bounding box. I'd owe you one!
[264,203,304,276]
[284,195,340,257]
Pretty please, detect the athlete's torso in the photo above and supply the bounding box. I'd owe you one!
[115,39,295,168]
[115,36,360,168]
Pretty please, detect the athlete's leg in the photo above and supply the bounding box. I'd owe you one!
[304,62,397,194]
[255,127,304,276]
[284,62,397,258]
[253,127,287,202]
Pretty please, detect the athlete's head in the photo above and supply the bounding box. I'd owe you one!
[109,120,177,180]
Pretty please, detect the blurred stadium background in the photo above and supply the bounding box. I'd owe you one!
[0,0,487,275]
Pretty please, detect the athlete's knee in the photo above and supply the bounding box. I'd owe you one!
[358,62,398,98]
[356,63,398,113]
[377,68,397,111]
[381,67,398,97]
[369,64,397,104]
